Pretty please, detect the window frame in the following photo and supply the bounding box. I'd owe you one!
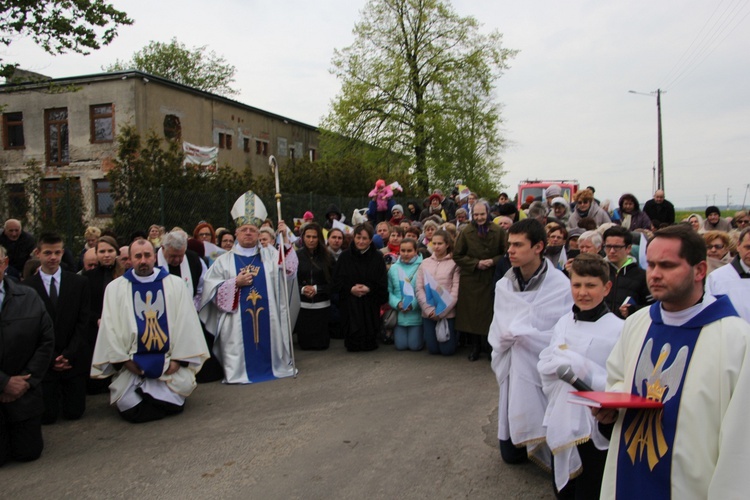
[2,112,25,150]
[93,179,114,217]
[45,108,70,167]
[89,103,115,143]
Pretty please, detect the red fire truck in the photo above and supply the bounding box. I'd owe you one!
[517,179,579,209]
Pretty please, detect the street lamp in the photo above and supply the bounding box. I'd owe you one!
[629,89,665,191]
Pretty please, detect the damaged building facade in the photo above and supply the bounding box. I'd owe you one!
[0,70,319,226]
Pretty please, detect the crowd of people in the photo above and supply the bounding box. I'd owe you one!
[2,182,750,498]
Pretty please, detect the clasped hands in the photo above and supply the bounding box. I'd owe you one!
[351,284,370,298]
[0,374,31,403]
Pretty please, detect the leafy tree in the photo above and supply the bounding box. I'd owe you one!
[323,0,515,195]
[1,0,132,78]
[104,38,239,96]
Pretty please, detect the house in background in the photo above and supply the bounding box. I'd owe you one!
[0,70,319,226]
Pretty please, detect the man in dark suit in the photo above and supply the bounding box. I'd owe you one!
[0,244,54,466]
[27,233,91,424]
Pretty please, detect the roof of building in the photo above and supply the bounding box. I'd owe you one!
[1,69,318,132]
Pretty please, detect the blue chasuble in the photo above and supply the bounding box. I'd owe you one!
[616,295,738,499]
[235,254,276,382]
[124,268,171,379]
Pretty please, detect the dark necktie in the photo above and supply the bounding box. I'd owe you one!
[49,276,59,307]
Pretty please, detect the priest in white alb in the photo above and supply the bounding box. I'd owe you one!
[91,239,209,423]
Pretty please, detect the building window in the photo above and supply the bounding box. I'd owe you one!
[45,108,69,166]
[243,137,250,153]
[255,140,268,156]
[2,112,25,149]
[218,133,226,149]
[164,114,181,140]
[308,148,317,161]
[90,104,114,143]
[6,183,26,219]
[226,134,232,150]
[93,179,114,217]
[41,177,81,222]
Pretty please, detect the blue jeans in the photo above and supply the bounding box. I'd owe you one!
[423,317,458,355]
[394,324,424,351]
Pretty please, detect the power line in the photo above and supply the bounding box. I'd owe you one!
[661,0,750,90]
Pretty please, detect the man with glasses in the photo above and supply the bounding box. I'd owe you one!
[706,227,750,322]
[602,226,652,319]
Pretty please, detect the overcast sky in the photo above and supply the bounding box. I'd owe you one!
[4,0,749,209]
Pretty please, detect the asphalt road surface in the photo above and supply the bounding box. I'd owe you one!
[0,340,552,499]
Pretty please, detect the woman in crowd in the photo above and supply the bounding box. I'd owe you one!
[551,197,571,226]
[453,200,506,361]
[295,223,334,350]
[613,193,651,231]
[686,213,704,233]
[217,229,235,251]
[326,228,345,261]
[387,238,423,351]
[259,227,276,248]
[704,230,733,275]
[421,220,439,252]
[148,224,164,249]
[381,226,404,259]
[416,229,460,356]
[83,235,125,394]
[406,201,421,221]
[334,223,388,352]
[567,189,611,229]
[389,205,406,227]
[193,222,216,245]
[545,224,568,271]
[77,226,101,271]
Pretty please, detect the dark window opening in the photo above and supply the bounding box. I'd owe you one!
[2,112,25,149]
[90,104,114,143]
[164,115,182,140]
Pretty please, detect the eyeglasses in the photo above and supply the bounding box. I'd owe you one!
[604,244,627,251]
[737,219,750,225]
[198,232,211,237]
[707,244,725,250]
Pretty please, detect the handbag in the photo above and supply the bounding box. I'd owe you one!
[382,308,398,329]
[436,318,450,342]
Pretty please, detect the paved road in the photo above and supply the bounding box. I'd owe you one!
[0,340,551,499]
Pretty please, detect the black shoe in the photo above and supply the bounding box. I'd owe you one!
[468,351,480,361]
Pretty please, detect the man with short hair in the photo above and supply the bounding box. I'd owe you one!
[118,246,131,269]
[602,226,652,319]
[91,239,208,423]
[200,191,297,384]
[0,244,54,465]
[81,248,98,272]
[489,219,573,465]
[157,231,207,308]
[642,189,675,226]
[706,227,750,322]
[595,225,750,498]
[26,234,90,424]
[0,219,36,278]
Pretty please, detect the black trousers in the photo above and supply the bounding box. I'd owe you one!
[499,437,528,464]
[552,439,608,500]
[119,389,184,424]
[0,412,43,466]
[42,373,87,424]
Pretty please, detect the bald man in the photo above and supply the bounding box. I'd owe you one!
[642,190,675,227]
[0,219,36,278]
[81,248,98,272]
[118,246,131,269]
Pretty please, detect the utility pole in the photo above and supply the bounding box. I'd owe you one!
[727,188,731,210]
[656,89,664,191]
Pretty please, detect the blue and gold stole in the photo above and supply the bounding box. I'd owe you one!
[616,295,738,499]
[235,253,275,382]
[125,268,172,379]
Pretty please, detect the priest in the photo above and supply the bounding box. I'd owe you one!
[91,238,209,423]
[596,225,750,498]
[199,191,297,384]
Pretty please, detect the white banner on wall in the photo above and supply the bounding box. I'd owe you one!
[183,141,218,166]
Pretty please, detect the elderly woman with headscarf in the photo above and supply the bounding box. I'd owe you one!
[453,199,507,361]
[613,193,651,231]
